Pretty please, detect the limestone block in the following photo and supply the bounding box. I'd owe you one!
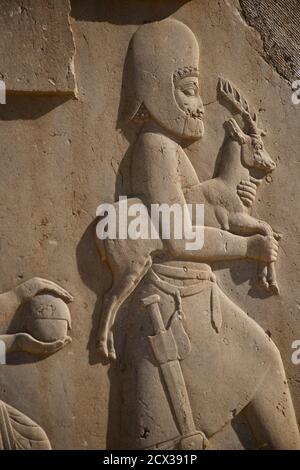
[0,0,76,95]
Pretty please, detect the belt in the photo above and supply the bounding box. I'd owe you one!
[148,264,222,333]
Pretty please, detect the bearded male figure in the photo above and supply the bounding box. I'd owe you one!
[100,19,300,450]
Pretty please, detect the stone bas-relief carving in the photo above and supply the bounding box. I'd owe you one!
[0,401,51,450]
[96,78,281,361]
[0,278,73,450]
[96,19,300,450]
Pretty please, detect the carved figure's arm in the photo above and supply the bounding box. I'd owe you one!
[137,135,278,264]
[227,212,273,237]
[0,333,71,356]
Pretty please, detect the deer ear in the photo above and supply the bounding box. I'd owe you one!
[225,118,247,144]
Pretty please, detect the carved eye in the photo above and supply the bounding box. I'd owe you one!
[181,84,198,97]
[254,142,263,152]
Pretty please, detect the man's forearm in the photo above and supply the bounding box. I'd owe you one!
[166,226,248,262]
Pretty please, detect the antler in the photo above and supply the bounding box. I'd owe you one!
[218,78,265,136]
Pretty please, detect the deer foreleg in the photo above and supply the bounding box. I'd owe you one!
[258,233,281,295]
[257,264,269,290]
[267,263,280,295]
[257,261,279,295]
[227,213,280,294]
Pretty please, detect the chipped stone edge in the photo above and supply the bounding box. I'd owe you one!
[225,0,292,86]
[5,0,78,98]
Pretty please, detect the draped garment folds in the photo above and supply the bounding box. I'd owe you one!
[0,400,51,450]
[118,261,277,449]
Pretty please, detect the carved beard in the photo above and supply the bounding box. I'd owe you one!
[148,110,205,141]
[137,102,204,142]
[183,113,205,140]
[182,101,205,139]
[145,95,205,142]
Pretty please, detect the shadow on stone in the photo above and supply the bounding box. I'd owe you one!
[0,95,70,121]
[71,0,191,25]
[76,219,112,366]
[76,220,126,449]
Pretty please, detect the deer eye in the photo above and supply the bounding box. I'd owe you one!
[254,142,263,151]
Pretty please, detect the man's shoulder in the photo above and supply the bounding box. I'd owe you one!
[136,131,180,157]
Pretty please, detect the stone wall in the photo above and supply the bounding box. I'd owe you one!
[0,0,299,450]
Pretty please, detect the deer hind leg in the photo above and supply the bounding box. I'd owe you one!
[244,349,300,449]
[97,256,152,360]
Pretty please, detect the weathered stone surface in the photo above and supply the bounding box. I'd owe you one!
[0,0,299,451]
[239,0,300,83]
[0,0,76,95]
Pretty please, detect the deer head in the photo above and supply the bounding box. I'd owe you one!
[219,78,276,174]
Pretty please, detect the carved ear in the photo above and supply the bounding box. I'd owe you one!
[225,118,247,145]
[131,102,150,124]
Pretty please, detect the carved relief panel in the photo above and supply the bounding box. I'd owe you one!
[0,0,299,452]
[95,18,300,450]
